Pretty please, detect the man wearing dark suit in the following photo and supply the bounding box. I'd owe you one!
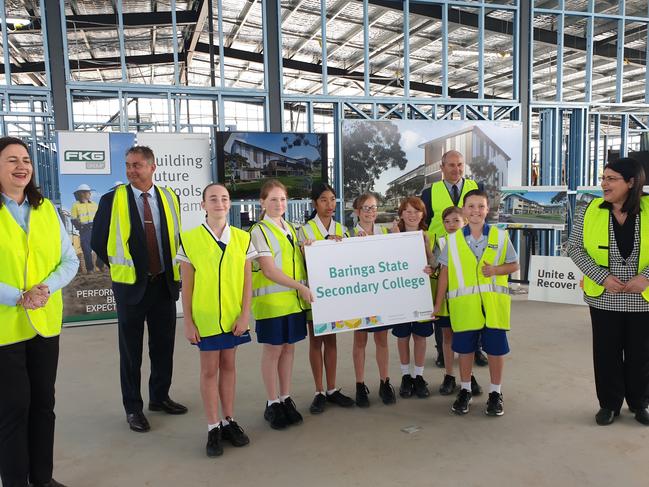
[91,145,187,433]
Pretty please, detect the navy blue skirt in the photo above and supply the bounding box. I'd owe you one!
[256,311,307,345]
[195,331,252,351]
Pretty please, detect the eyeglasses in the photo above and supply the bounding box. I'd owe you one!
[599,176,625,183]
[361,205,378,212]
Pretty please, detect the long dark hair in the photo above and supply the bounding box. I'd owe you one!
[0,136,44,210]
[599,157,646,216]
[308,182,336,221]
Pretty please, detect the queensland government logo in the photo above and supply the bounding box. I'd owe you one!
[64,150,106,170]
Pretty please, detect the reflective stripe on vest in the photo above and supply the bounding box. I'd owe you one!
[251,220,310,320]
[446,226,511,332]
[582,196,649,302]
[427,179,479,243]
[0,199,64,345]
[181,225,250,337]
[71,201,98,224]
[302,219,345,241]
[107,185,181,284]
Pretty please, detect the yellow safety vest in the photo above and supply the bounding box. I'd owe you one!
[582,196,649,302]
[71,201,98,224]
[446,226,511,332]
[300,218,346,240]
[428,179,478,243]
[349,225,388,237]
[431,235,449,317]
[251,220,310,320]
[107,185,181,284]
[181,225,250,337]
[0,199,64,345]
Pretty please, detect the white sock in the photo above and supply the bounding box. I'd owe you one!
[400,363,410,376]
[326,388,337,395]
[489,383,502,394]
[461,382,471,392]
[314,391,325,397]
[267,398,280,406]
[280,394,290,402]
[414,366,424,377]
[208,423,220,432]
[220,418,230,426]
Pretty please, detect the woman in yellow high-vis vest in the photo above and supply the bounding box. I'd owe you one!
[0,137,79,487]
[568,158,649,427]
[249,179,313,430]
[297,183,356,414]
[179,183,255,457]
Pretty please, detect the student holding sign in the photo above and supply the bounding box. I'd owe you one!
[178,183,254,457]
[348,193,396,407]
[434,190,519,417]
[391,196,435,399]
[298,183,355,414]
[249,180,313,431]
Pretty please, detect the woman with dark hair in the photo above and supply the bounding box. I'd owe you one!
[568,157,649,426]
[0,137,79,487]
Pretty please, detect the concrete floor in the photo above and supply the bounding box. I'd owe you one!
[49,296,648,487]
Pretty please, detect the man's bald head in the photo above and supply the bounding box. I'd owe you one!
[441,150,465,185]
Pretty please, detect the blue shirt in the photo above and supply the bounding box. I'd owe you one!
[0,194,80,306]
[130,185,165,272]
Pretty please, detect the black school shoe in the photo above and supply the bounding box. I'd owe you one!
[452,389,472,415]
[471,375,483,396]
[435,353,445,368]
[485,392,504,417]
[221,418,250,446]
[413,375,430,398]
[379,378,396,405]
[595,408,618,425]
[310,393,327,414]
[326,389,355,407]
[264,402,289,429]
[439,374,457,395]
[356,382,370,408]
[634,408,649,426]
[474,350,488,367]
[281,397,303,425]
[399,374,414,398]
[206,427,223,457]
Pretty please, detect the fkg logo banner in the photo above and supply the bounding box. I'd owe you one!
[58,132,111,174]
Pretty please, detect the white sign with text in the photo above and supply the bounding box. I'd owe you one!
[528,255,586,306]
[58,131,111,175]
[304,232,433,335]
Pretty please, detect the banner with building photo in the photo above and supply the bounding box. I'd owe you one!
[497,186,568,230]
[136,132,212,231]
[57,132,134,324]
[341,120,522,229]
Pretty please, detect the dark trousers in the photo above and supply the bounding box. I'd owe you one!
[116,278,177,414]
[590,307,649,411]
[0,335,59,487]
[80,226,103,272]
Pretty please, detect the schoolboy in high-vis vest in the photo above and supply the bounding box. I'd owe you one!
[434,190,519,417]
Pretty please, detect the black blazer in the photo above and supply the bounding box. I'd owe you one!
[91,184,180,305]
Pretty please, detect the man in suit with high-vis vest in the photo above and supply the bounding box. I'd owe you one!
[91,145,187,433]
[420,150,487,368]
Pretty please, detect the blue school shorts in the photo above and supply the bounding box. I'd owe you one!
[195,331,251,351]
[451,328,509,356]
[391,321,434,338]
[256,312,307,345]
[435,316,451,329]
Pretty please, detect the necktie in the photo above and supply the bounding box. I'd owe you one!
[142,193,162,276]
[451,184,460,205]
[286,233,294,247]
[216,240,227,253]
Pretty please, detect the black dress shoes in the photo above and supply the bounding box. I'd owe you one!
[595,408,618,426]
[634,407,649,426]
[148,397,188,415]
[127,411,151,432]
[29,480,68,487]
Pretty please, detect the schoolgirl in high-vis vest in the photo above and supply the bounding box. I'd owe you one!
[390,196,435,400]
[249,180,313,431]
[434,190,519,417]
[298,183,355,413]
[0,137,79,487]
[348,193,396,407]
[178,183,255,458]
[432,206,482,398]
